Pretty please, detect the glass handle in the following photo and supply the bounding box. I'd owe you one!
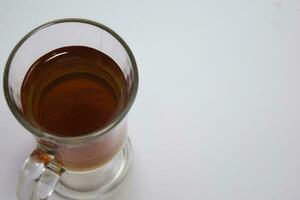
[17,150,64,200]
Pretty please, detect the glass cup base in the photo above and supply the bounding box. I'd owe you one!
[50,137,132,200]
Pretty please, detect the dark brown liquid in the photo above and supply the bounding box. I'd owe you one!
[21,46,126,137]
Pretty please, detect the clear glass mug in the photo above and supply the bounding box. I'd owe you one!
[3,19,138,200]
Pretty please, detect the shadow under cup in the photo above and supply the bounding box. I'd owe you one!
[3,19,138,200]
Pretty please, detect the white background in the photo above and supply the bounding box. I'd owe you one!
[1,0,300,199]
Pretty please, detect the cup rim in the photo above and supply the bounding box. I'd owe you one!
[3,18,139,144]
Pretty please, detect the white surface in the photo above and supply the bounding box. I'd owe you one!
[1,0,300,199]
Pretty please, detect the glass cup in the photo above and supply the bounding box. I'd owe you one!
[3,19,138,200]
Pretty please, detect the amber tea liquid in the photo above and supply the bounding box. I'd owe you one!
[21,46,126,136]
[21,46,128,170]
